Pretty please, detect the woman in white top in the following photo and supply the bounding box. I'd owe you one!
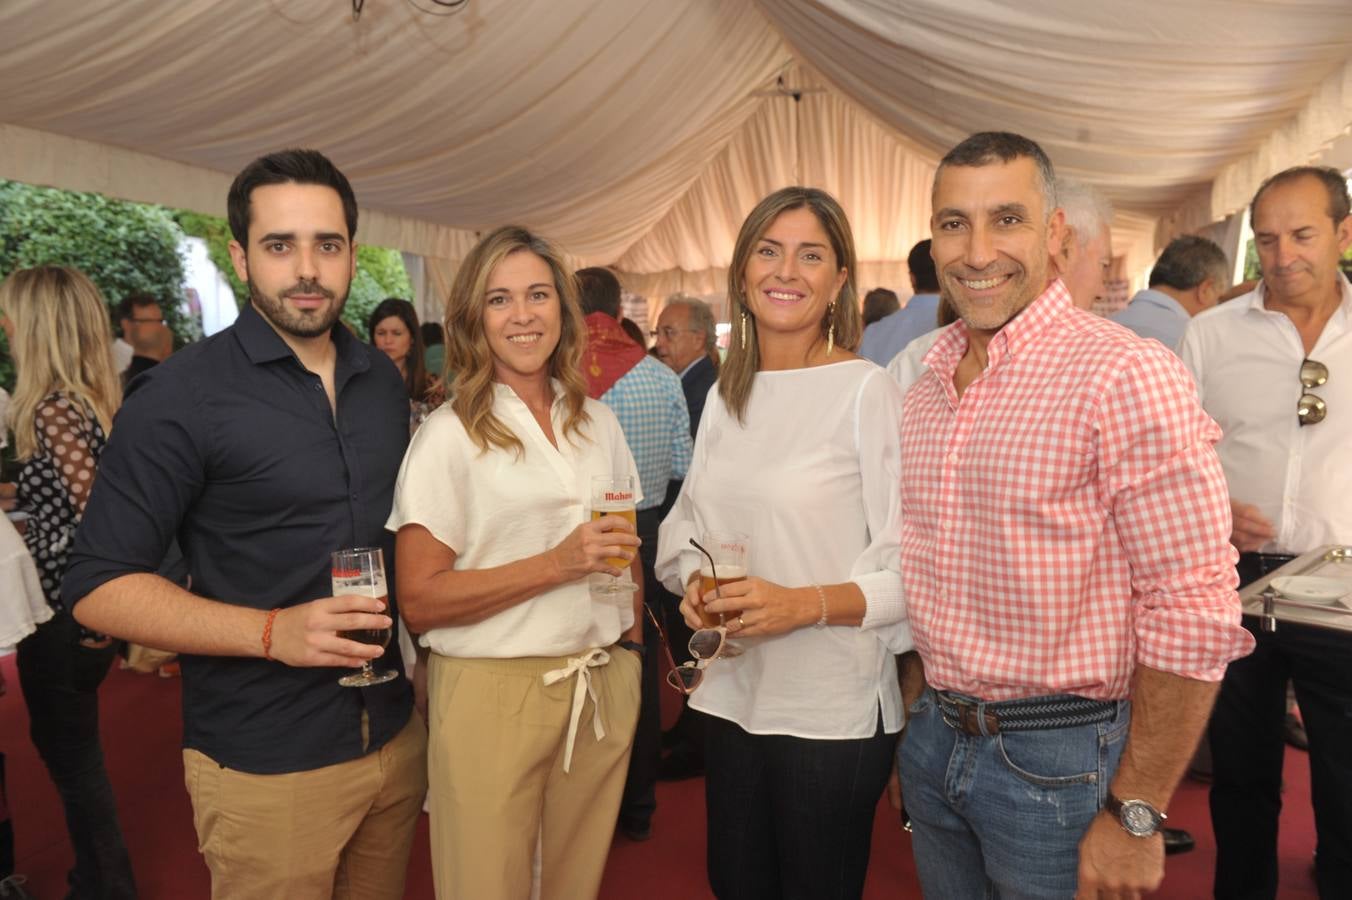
[656,187,911,899]
[389,226,645,900]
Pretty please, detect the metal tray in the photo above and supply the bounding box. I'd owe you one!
[1238,546,1352,634]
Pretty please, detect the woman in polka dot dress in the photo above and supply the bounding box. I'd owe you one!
[0,265,136,899]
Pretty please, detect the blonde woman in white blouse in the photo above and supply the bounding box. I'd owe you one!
[389,226,645,900]
[656,187,911,900]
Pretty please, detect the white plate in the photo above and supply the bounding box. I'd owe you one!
[1271,575,1352,606]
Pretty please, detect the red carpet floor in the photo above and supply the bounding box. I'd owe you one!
[1,654,1319,898]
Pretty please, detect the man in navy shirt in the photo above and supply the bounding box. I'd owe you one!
[68,149,425,900]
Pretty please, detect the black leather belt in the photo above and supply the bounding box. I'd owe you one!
[1238,552,1297,589]
[936,691,1119,736]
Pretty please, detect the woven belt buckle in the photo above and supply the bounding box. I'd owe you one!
[949,697,1000,736]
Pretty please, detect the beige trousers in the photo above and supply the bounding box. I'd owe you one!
[183,714,428,900]
[427,646,641,900]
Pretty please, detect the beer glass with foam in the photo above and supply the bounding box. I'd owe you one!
[590,475,637,595]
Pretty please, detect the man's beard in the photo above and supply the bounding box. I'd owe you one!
[249,277,347,338]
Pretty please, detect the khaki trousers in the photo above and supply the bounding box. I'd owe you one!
[427,647,641,900]
[183,714,428,900]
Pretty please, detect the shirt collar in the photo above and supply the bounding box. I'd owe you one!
[1245,274,1352,323]
[678,356,702,378]
[1131,288,1189,318]
[233,302,369,374]
[493,378,567,408]
[924,279,1072,379]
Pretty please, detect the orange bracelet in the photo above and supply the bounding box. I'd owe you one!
[262,608,282,661]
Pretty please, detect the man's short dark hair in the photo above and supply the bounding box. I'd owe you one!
[1250,166,1350,226]
[1149,236,1230,292]
[935,132,1056,216]
[227,149,358,245]
[907,239,939,292]
[862,288,900,326]
[576,267,622,319]
[117,293,160,323]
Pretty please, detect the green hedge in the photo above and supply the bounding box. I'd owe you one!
[0,179,194,390]
[174,210,412,341]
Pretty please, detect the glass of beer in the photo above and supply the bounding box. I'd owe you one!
[332,547,399,687]
[591,475,637,595]
[698,531,748,655]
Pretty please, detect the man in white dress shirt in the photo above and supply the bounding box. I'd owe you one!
[1179,165,1352,898]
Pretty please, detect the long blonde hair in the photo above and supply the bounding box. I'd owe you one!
[444,226,590,456]
[720,187,861,423]
[0,266,122,460]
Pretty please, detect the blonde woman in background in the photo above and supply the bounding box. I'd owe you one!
[1,265,136,899]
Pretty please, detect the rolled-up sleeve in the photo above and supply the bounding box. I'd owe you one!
[63,369,206,608]
[1097,347,1254,680]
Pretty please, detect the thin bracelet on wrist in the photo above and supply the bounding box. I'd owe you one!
[813,584,829,628]
[262,607,282,660]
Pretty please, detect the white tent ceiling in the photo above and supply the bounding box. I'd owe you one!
[2,0,1350,304]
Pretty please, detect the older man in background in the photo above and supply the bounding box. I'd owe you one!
[1113,235,1228,350]
[1180,165,1352,899]
[653,294,718,437]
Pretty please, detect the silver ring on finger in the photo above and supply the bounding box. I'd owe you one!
[737,615,746,629]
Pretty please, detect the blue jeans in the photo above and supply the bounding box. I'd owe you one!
[898,689,1130,899]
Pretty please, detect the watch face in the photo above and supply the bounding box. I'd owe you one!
[1122,801,1158,834]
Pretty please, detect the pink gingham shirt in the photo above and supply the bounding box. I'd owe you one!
[901,281,1253,702]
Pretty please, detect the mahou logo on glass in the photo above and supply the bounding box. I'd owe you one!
[604,491,633,503]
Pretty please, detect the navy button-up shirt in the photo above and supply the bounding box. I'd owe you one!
[65,303,413,774]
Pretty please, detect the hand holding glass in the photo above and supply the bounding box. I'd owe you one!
[590,475,637,594]
[691,532,749,656]
[332,547,398,688]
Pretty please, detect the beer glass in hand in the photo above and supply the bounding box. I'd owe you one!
[332,547,398,687]
[591,475,637,595]
[697,531,748,656]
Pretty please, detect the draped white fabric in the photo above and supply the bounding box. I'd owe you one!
[1,0,1349,306]
[0,0,788,263]
[757,0,1352,218]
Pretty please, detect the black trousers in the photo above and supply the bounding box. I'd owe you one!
[16,611,137,900]
[618,507,669,829]
[0,751,12,878]
[704,714,896,900]
[1209,555,1352,899]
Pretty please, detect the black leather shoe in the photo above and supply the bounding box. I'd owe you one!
[1163,827,1196,855]
[1283,712,1309,751]
[657,745,705,781]
[618,817,652,842]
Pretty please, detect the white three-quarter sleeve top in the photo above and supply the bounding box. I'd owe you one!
[656,360,911,739]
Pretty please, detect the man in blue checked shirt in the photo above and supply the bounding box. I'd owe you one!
[577,267,692,842]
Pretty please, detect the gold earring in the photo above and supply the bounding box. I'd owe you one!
[826,303,836,357]
[740,310,748,350]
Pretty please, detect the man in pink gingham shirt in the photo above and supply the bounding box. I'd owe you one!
[895,132,1253,900]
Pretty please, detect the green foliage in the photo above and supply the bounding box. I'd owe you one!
[171,209,412,342]
[346,246,414,341]
[174,210,248,307]
[0,179,195,390]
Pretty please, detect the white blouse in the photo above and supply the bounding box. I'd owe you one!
[387,382,641,659]
[655,359,911,740]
